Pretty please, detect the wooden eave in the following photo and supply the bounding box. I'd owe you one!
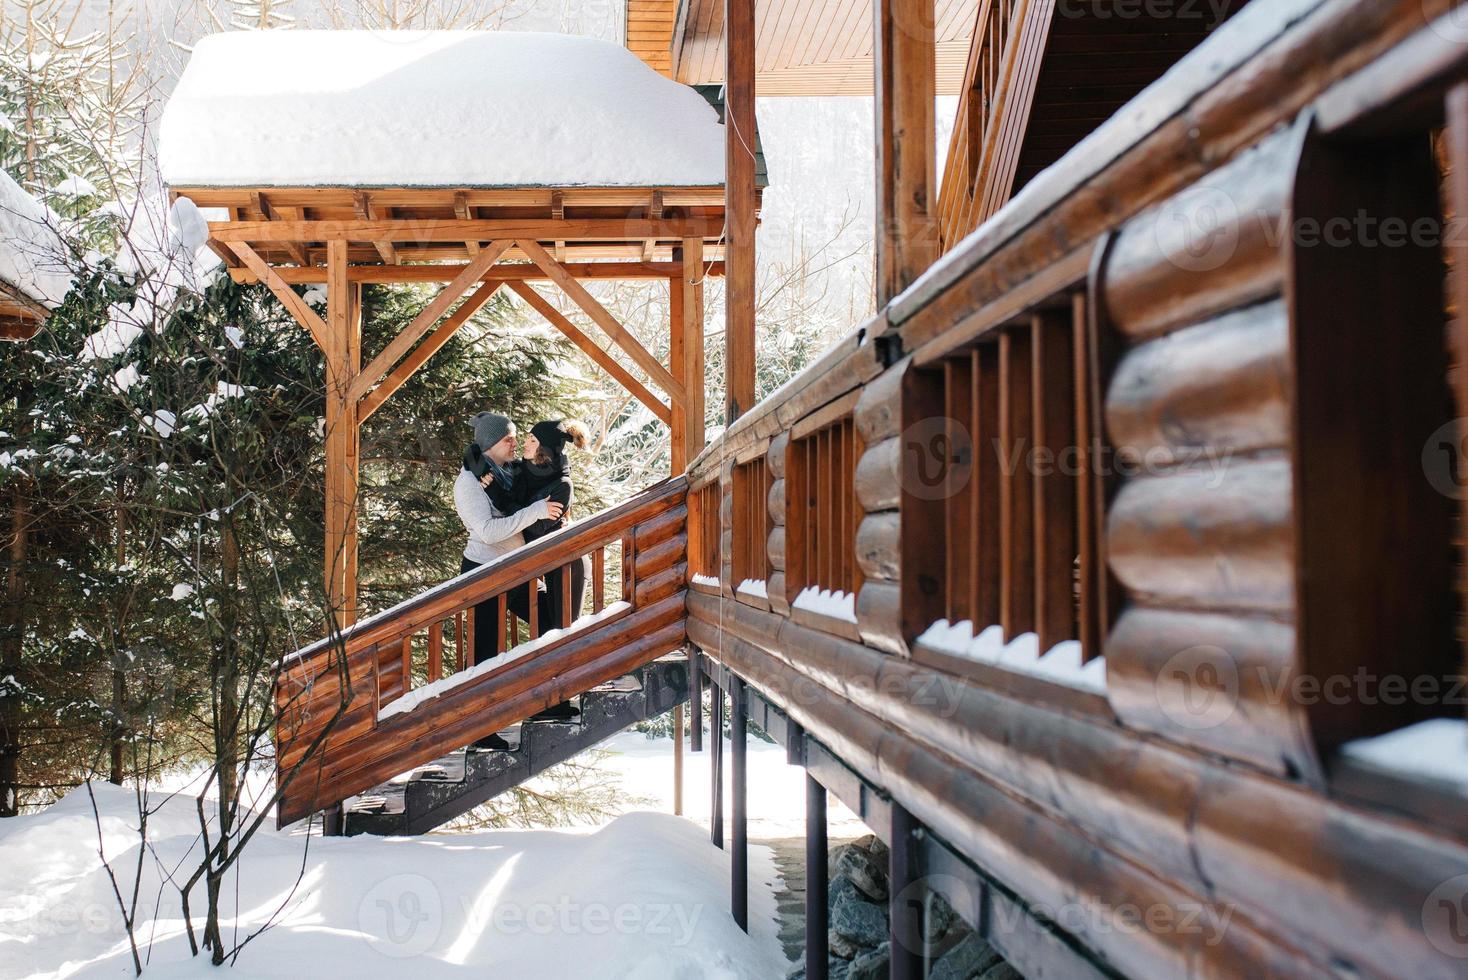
[0,282,48,342]
[630,0,976,95]
[171,184,755,277]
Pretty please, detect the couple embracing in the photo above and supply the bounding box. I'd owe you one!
[453,412,590,737]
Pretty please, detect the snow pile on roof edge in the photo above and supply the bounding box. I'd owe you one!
[159,31,727,188]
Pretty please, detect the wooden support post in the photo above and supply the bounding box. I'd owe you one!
[710,677,724,849]
[874,0,939,306]
[682,238,707,464]
[889,802,924,980]
[323,241,360,627]
[806,773,828,980]
[673,703,685,816]
[725,0,757,422]
[670,272,687,473]
[321,802,344,837]
[731,674,748,931]
[690,647,704,752]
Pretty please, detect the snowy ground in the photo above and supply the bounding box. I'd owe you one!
[0,731,866,979]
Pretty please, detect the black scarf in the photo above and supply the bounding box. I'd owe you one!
[463,442,518,513]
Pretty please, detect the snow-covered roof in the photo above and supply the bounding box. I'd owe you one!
[0,169,73,310]
[159,31,728,189]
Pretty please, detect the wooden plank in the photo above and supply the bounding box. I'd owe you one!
[1452,83,1468,706]
[209,218,723,243]
[508,281,672,425]
[592,546,606,613]
[516,238,686,403]
[250,191,311,266]
[454,191,480,258]
[998,327,1035,639]
[350,241,512,403]
[226,261,726,285]
[944,355,975,624]
[971,344,1001,630]
[353,191,399,265]
[1030,309,1077,655]
[427,622,443,683]
[670,272,687,472]
[226,242,330,352]
[874,0,940,304]
[683,238,708,465]
[726,0,758,421]
[357,282,503,422]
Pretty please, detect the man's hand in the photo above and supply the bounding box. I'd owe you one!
[479,472,494,488]
[545,501,566,522]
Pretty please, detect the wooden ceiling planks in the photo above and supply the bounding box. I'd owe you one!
[652,0,975,94]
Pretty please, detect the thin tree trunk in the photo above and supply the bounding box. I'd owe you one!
[206,523,241,963]
[109,505,127,785]
[0,483,28,817]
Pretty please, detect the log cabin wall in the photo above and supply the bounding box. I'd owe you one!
[686,1,1468,976]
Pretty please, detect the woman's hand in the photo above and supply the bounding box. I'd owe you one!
[479,472,494,488]
[545,501,566,522]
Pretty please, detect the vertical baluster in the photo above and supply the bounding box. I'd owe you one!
[495,593,507,655]
[463,604,475,666]
[561,564,573,626]
[454,611,464,673]
[428,621,442,683]
[528,578,539,639]
[401,634,413,692]
[592,545,606,613]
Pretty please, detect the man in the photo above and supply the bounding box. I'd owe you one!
[454,411,564,666]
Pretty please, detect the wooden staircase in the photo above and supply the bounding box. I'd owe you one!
[343,655,690,835]
[937,0,1252,251]
[272,478,689,829]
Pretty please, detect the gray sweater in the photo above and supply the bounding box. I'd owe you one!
[453,467,551,564]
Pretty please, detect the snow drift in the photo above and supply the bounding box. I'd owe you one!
[0,776,786,978]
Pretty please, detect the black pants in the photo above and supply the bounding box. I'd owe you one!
[460,555,589,666]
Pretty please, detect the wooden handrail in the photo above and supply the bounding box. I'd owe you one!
[282,476,686,669]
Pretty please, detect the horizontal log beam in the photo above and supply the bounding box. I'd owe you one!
[226,261,727,285]
[209,218,724,244]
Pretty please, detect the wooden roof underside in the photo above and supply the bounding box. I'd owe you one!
[628,0,976,95]
[0,282,47,342]
[174,185,744,279]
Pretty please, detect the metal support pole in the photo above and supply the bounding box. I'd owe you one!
[691,647,703,752]
[710,678,724,849]
[673,703,685,816]
[731,675,748,931]
[806,774,828,980]
[890,802,924,980]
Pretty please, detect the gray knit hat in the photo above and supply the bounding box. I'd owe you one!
[472,411,515,449]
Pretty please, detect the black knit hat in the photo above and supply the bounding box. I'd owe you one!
[531,419,571,457]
